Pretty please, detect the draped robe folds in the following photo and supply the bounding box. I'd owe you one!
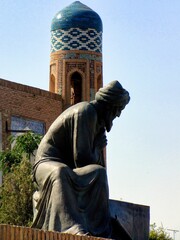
[32,102,111,237]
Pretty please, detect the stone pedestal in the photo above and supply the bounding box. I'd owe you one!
[110,200,150,240]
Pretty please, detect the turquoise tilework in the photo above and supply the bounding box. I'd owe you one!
[51,1,102,32]
[51,28,102,53]
[60,53,102,61]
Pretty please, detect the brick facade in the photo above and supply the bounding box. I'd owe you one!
[50,50,102,110]
[0,78,62,150]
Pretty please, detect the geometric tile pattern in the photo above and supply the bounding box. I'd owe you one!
[51,28,102,53]
[63,53,102,62]
[11,116,45,136]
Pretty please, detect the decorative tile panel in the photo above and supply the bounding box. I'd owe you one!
[51,28,102,53]
[66,62,86,74]
[11,116,45,136]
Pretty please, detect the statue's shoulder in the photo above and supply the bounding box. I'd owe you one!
[68,102,97,122]
[55,102,97,124]
[67,102,94,113]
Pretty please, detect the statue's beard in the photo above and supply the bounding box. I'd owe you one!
[102,109,115,132]
[105,120,113,132]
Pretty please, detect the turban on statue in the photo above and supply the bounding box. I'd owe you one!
[95,80,130,108]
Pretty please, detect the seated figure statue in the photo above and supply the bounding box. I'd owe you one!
[32,80,130,238]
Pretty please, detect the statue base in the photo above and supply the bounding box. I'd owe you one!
[110,199,150,240]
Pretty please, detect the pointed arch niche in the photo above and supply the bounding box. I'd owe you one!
[50,74,56,93]
[49,63,58,94]
[70,72,82,105]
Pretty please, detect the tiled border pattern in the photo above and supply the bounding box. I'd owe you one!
[64,53,102,62]
[51,28,102,53]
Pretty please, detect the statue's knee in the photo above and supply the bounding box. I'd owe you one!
[51,165,69,181]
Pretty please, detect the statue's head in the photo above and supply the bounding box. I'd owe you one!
[95,81,130,132]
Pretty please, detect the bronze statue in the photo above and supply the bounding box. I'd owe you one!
[32,80,130,238]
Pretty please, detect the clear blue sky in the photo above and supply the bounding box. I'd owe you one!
[0,0,180,238]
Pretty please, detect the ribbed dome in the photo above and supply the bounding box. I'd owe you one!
[51,1,102,32]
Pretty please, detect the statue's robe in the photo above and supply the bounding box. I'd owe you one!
[32,102,111,237]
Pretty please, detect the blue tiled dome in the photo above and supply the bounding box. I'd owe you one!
[51,1,102,32]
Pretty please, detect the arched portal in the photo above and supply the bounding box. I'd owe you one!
[70,72,82,105]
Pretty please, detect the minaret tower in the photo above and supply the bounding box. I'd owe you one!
[50,1,103,109]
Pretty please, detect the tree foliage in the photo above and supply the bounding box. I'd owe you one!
[149,223,173,240]
[0,132,42,226]
[0,158,35,226]
[0,132,42,174]
[0,149,21,174]
[10,132,42,159]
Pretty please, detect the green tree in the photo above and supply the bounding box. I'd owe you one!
[11,131,42,159]
[149,223,173,240]
[0,132,42,174]
[0,149,21,174]
[0,132,42,226]
[0,158,34,226]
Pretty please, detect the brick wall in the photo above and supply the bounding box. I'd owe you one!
[0,224,109,240]
[0,78,62,149]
